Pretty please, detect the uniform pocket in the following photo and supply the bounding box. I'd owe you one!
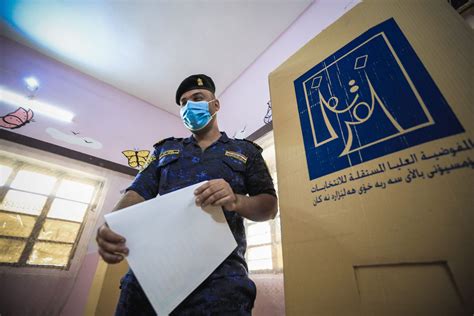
[222,156,246,173]
[221,156,246,194]
[158,154,180,167]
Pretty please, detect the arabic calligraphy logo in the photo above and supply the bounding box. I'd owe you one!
[306,54,434,157]
[294,18,464,180]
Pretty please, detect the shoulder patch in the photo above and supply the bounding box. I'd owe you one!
[242,139,263,152]
[159,149,180,160]
[225,150,248,164]
[153,137,183,148]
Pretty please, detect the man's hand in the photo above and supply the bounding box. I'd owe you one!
[195,179,278,222]
[96,224,129,264]
[194,179,238,211]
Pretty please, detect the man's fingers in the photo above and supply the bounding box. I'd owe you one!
[196,185,218,203]
[201,189,227,207]
[97,237,129,255]
[195,179,235,207]
[96,224,128,263]
[98,248,124,264]
[197,186,224,206]
[194,181,211,195]
[98,224,126,243]
[194,179,225,195]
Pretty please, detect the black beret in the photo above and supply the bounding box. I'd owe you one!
[175,74,215,105]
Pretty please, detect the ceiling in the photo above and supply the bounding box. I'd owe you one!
[0,0,312,116]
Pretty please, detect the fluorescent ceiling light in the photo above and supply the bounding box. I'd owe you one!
[0,88,74,123]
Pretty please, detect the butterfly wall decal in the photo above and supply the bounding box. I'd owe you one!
[0,107,34,129]
[122,150,150,169]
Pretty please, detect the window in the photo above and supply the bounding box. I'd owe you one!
[245,131,283,273]
[0,151,102,269]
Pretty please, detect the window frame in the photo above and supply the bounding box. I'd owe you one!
[245,215,283,274]
[0,154,103,271]
[244,131,283,274]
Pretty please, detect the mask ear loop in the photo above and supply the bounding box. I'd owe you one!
[208,99,218,117]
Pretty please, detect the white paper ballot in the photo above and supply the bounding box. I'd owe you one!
[105,181,237,315]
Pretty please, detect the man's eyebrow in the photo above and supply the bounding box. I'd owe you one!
[191,92,205,98]
[180,92,205,103]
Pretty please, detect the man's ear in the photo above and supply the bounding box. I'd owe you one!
[213,99,220,112]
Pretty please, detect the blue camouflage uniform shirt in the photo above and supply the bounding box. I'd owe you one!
[116,132,276,315]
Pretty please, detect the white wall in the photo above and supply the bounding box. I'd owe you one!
[218,0,361,138]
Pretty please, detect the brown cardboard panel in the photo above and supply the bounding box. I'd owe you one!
[355,262,464,316]
[283,239,361,315]
[269,0,474,315]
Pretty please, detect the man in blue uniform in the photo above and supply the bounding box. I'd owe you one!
[96,74,278,315]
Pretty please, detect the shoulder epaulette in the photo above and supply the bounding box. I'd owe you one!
[153,137,182,148]
[242,138,263,151]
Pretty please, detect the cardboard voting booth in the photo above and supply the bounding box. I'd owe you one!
[269,1,473,315]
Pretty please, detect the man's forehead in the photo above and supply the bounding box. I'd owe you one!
[180,89,212,101]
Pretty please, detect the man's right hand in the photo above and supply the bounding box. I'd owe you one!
[96,223,129,264]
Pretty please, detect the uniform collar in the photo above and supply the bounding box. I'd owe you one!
[183,132,230,144]
[219,132,230,143]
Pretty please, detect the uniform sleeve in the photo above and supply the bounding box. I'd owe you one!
[245,150,277,197]
[125,148,160,200]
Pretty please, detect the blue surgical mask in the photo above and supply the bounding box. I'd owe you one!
[180,100,216,131]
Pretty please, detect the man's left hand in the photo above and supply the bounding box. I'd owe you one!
[194,179,238,211]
